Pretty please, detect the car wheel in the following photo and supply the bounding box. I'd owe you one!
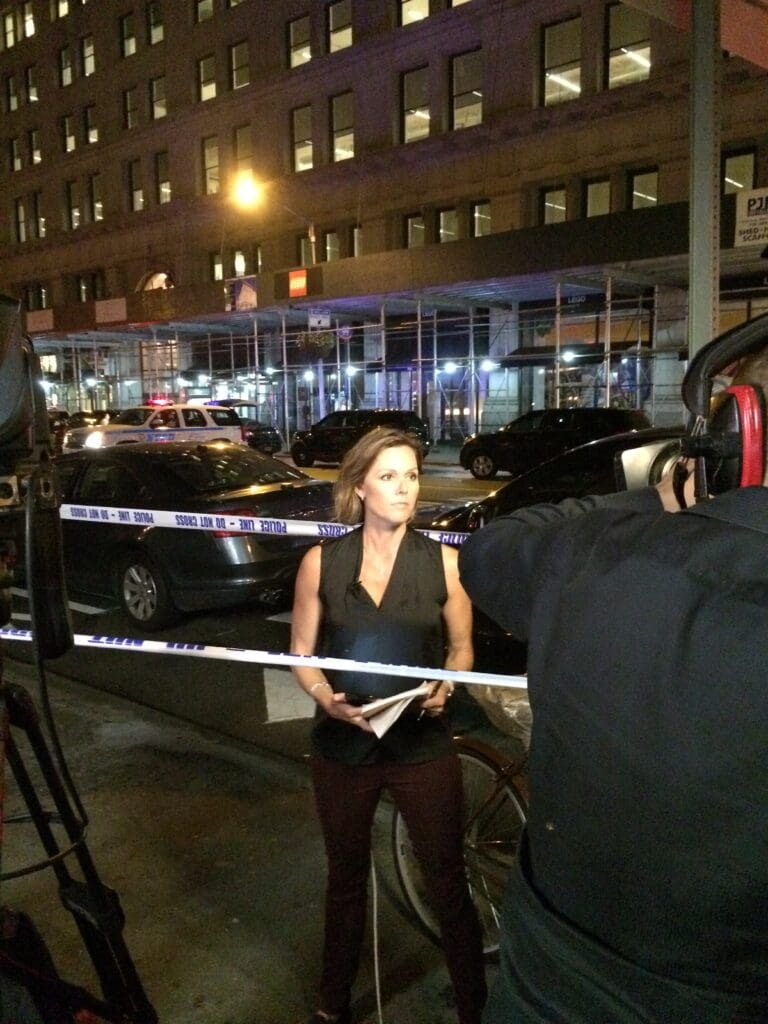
[291,444,314,467]
[468,451,497,479]
[116,552,178,630]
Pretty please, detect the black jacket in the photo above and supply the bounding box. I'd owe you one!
[459,486,768,1023]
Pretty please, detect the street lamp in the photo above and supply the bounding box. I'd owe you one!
[230,171,316,265]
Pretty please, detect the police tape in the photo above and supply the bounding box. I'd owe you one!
[0,627,526,691]
[58,503,469,547]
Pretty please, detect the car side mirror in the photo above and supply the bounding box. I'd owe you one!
[467,502,489,531]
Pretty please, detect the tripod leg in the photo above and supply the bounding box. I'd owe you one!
[4,682,157,1024]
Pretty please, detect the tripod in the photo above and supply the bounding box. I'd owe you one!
[0,645,157,1024]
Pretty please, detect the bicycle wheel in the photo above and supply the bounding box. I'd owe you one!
[391,741,527,960]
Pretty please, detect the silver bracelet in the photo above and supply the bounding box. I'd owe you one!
[309,681,331,696]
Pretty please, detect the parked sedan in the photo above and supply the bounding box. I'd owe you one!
[205,402,282,454]
[421,427,684,672]
[54,441,334,629]
[459,407,651,479]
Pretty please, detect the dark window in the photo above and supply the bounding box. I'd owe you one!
[451,49,482,129]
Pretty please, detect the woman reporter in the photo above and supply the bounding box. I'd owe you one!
[291,428,486,1024]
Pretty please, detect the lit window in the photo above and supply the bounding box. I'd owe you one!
[405,213,425,247]
[83,104,98,143]
[147,2,164,44]
[402,67,429,143]
[585,179,610,217]
[23,2,35,38]
[151,76,167,119]
[25,66,38,102]
[129,158,144,211]
[155,151,171,204]
[202,135,219,195]
[541,186,566,224]
[723,151,755,195]
[195,0,213,23]
[61,114,76,152]
[3,10,16,48]
[32,190,44,238]
[288,16,311,68]
[15,198,27,242]
[400,0,428,25]
[439,208,458,242]
[28,128,41,164]
[9,137,21,171]
[630,168,657,208]
[89,172,103,221]
[328,0,352,52]
[351,223,362,256]
[81,34,95,76]
[607,3,650,89]
[66,180,81,230]
[198,55,216,101]
[324,230,340,261]
[230,41,249,89]
[331,91,354,162]
[120,13,136,57]
[452,50,482,130]
[470,200,490,237]
[543,17,581,106]
[292,105,313,171]
[59,46,73,86]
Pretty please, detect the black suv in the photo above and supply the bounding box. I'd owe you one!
[459,407,651,479]
[291,409,431,467]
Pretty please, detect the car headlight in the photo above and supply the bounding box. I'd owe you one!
[84,431,105,448]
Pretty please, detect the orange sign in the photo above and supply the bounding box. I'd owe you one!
[288,269,308,298]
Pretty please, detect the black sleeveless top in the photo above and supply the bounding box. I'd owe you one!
[311,526,454,765]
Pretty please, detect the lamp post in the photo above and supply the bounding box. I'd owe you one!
[230,171,316,265]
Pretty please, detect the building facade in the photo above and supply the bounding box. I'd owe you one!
[1,0,767,439]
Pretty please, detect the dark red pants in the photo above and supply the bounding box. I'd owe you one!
[311,752,487,1023]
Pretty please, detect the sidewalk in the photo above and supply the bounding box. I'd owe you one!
[0,657,495,1024]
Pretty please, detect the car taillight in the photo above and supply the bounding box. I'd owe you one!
[240,426,246,442]
[211,507,261,538]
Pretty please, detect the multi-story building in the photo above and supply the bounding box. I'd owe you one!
[1,0,767,439]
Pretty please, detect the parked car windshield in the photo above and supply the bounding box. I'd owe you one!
[162,447,306,493]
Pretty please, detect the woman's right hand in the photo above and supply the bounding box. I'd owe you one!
[319,691,375,732]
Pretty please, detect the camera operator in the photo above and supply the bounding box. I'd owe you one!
[457,351,768,1024]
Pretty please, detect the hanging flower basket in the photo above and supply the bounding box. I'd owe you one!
[296,330,336,357]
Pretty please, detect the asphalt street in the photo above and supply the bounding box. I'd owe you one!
[0,655,501,1024]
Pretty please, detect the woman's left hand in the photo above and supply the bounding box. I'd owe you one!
[420,680,455,717]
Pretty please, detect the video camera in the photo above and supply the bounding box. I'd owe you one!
[0,294,71,657]
[0,294,156,1023]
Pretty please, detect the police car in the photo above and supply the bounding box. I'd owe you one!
[62,404,245,450]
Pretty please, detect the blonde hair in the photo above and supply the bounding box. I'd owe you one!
[333,427,423,524]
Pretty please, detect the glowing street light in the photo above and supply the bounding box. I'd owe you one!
[229,171,316,265]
